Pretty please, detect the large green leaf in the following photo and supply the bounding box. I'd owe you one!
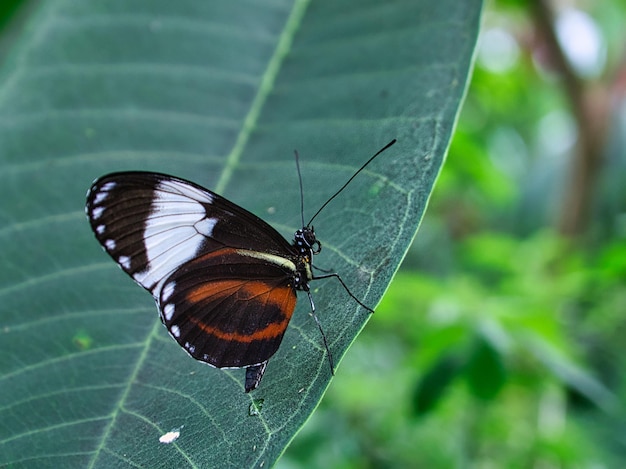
[0,0,482,467]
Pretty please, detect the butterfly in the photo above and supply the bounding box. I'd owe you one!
[85,139,396,392]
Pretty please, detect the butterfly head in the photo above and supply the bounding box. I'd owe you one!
[294,226,321,257]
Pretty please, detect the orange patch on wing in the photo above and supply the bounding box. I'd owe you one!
[187,279,291,307]
[187,284,297,343]
[195,248,239,262]
[186,279,245,304]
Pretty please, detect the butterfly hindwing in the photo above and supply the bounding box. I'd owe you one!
[159,247,298,368]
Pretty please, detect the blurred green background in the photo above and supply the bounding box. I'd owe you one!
[277,0,626,467]
[2,0,624,467]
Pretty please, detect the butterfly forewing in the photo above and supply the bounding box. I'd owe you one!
[86,171,301,369]
[86,172,296,297]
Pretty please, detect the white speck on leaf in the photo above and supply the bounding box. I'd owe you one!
[159,426,183,444]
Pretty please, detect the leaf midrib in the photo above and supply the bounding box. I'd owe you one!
[88,0,312,466]
[215,0,310,194]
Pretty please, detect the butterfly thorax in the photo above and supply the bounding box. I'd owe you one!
[292,226,319,291]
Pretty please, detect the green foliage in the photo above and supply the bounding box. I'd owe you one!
[0,0,481,467]
[280,0,626,466]
[413,352,462,415]
[283,232,625,467]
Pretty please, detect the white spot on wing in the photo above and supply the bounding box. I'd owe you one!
[93,191,109,205]
[194,217,218,236]
[118,255,131,269]
[96,225,106,235]
[91,206,104,219]
[162,282,175,302]
[163,303,175,322]
[171,325,180,337]
[105,239,116,250]
[101,181,117,191]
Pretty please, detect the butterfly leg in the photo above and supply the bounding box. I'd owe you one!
[245,361,268,393]
[305,289,335,376]
[312,264,333,274]
[312,272,374,313]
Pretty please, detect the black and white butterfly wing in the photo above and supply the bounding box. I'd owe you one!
[86,172,301,386]
[86,171,296,297]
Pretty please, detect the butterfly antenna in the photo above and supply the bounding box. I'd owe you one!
[307,139,396,226]
[295,150,306,229]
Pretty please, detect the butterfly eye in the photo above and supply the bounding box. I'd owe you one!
[301,226,316,244]
[311,240,321,254]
